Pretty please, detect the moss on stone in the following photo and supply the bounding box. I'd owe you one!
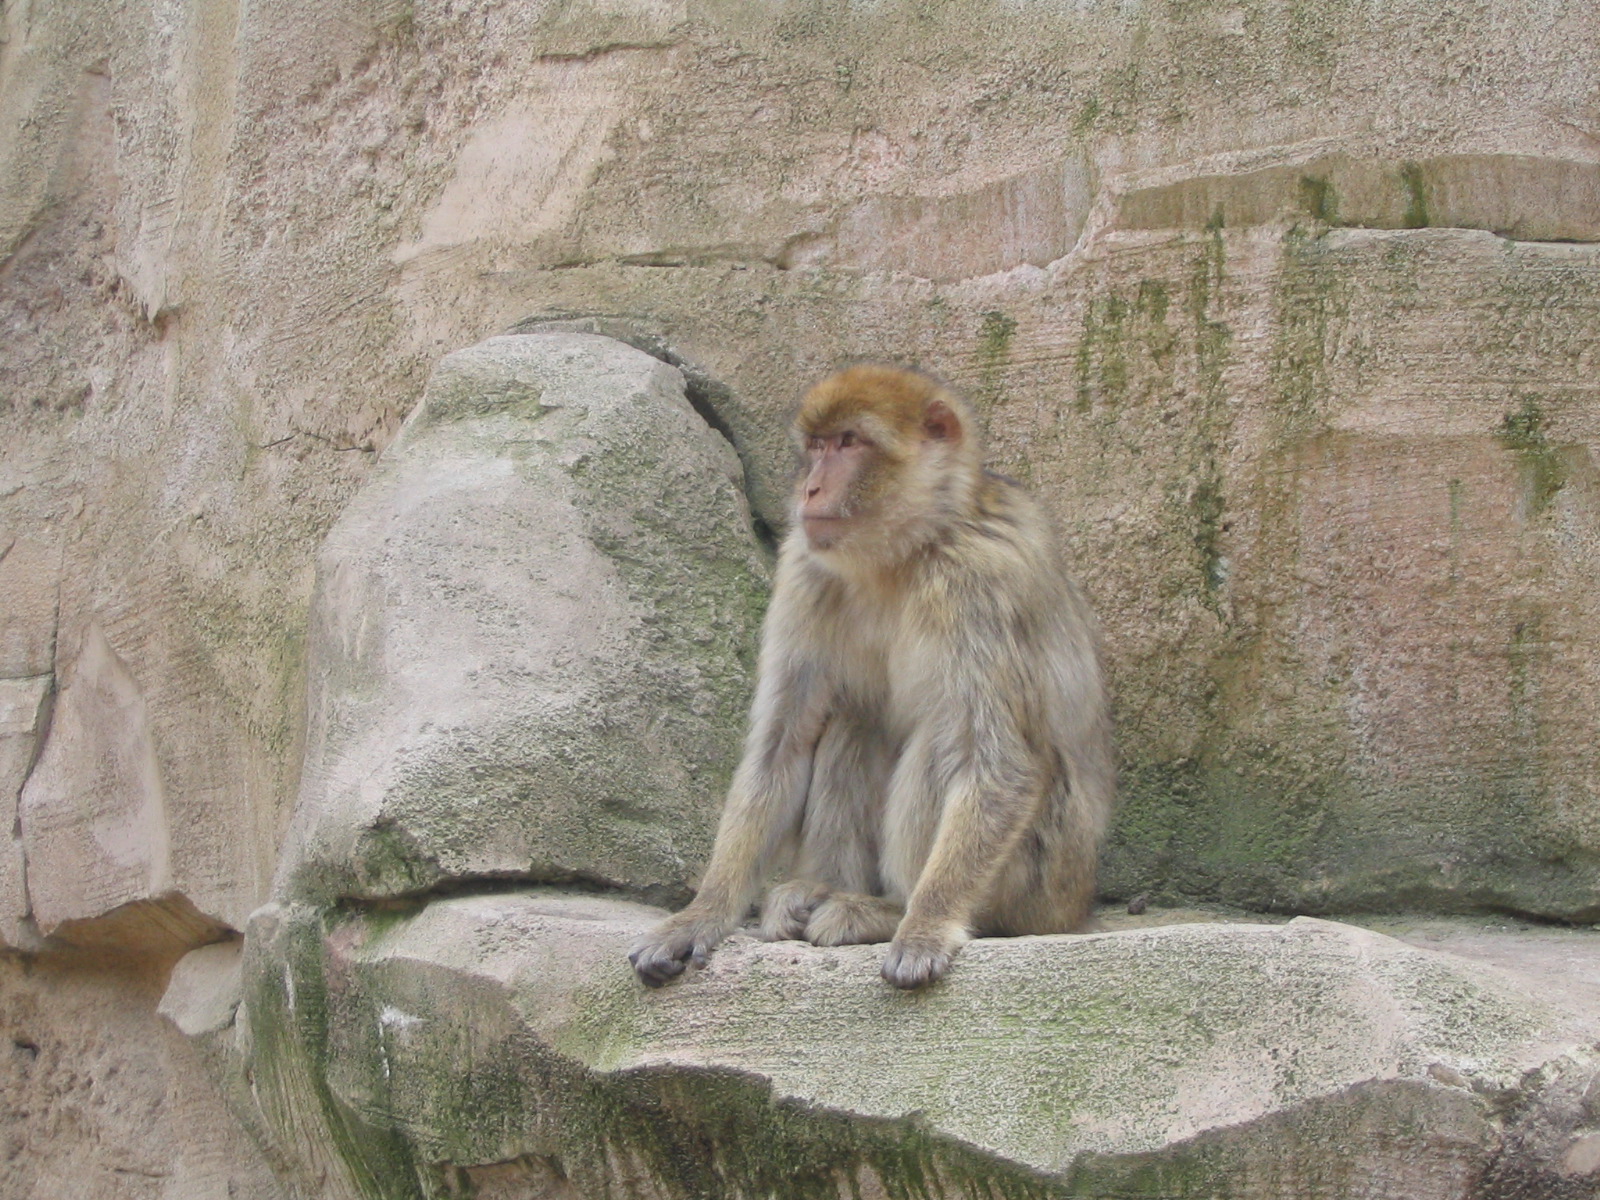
[246,897,1567,1197]
[978,309,1017,361]
[1268,227,1348,434]
[259,909,1076,1199]
[1497,397,1566,516]
[1299,174,1337,224]
[1400,161,1430,229]
[244,908,423,1199]
[1066,1080,1491,1198]
[1103,750,1343,913]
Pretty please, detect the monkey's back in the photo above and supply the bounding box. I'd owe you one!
[940,472,1115,935]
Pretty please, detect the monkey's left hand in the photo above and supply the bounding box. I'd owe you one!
[628,910,733,987]
[879,922,968,989]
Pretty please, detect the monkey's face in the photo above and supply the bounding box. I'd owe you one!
[792,365,981,557]
[796,428,895,550]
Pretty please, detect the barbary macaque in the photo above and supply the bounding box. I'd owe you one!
[629,365,1114,989]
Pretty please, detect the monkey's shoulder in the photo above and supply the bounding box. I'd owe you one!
[942,473,1059,567]
[924,473,1094,617]
[973,470,1047,525]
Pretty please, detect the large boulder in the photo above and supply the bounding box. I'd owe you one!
[197,895,1600,1200]
[273,333,768,907]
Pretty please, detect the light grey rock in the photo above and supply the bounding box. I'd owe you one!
[230,894,1600,1199]
[8,0,1600,1190]
[274,333,767,907]
[0,953,287,1200]
[0,674,48,946]
[160,939,244,1038]
[18,622,172,934]
[0,536,60,680]
[0,675,51,739]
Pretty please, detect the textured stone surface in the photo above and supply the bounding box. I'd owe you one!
[0,951,286,1200]
[222,893,1600,1199]
[19,623,173,932]
[274,333,766,906]
[0,536,59,679]
[3,0,1600,1192]
[0,0,1595,937]
[0,675,49,946]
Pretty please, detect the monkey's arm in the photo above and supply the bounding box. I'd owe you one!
[629,572,829,986]
[882,612,1047,989]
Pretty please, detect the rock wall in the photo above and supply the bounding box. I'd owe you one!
[2,0,1598,1195]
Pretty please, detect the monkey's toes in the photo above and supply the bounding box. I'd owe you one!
[879,939,952,989]
[628,915,730,985]
[757,912,809,941]
[757,880,830,941]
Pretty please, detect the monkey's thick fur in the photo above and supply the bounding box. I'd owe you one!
[630,366,1114,989]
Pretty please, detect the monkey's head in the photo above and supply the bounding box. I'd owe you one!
[792,366,982,556]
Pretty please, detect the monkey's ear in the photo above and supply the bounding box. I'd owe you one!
[923,399,965,445]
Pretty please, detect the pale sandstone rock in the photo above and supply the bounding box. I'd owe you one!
[159,938,244,1037]
[0,0,1594,941]
[0,674,49,945]
[0,676,50,740]
[3,0,1600,1192]
[274,333,766,906]
[224,894,1600,1200]
[17,622,172,932]
[0,536,60,679]
[0,953,286,1200]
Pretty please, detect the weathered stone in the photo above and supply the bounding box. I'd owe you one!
[17,623,172,932]
[0,535,59,679]
[1,0,1596,938]
[226,894,1600,1199]
[1116,154,1600,242]
[0,674,49,946]
[274,333,767,907]
[160,938,245,1037]
[1084,227,1600,920]
[0,675,51,739]
[0,952,286,1200]
[783,157,1098,281]
[6,0,1600,1190]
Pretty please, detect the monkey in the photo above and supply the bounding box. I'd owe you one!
[629,365,1114,990]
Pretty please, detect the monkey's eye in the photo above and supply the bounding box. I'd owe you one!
[806,435,825,453]
[839,430,859,448]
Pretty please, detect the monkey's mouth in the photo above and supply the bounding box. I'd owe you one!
[802,516,851,547]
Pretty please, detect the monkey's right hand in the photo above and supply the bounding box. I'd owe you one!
[628,911,734,987]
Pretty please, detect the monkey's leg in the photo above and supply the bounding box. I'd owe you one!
[628,651,829,986]
[879,732,1044,989]
[980,778,1098,936]
[805,893,903,945]
[760,710,891,942]
[758,879,830,941]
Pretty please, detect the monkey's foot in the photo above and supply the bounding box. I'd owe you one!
[879,922,969,989]
[805,893,902,946]
[758,880,832,941]
[627,911,734,987]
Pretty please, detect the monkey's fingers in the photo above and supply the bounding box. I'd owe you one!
[627,941,690,987]
[880,934,957,989]
[628,915,732,985]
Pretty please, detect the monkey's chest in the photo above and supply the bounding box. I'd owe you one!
[824,617,940,744]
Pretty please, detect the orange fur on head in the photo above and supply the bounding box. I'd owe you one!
[797,365,976,458]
